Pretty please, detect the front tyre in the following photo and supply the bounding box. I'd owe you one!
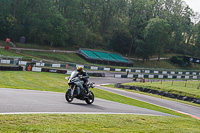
[85,91,94,104]
[65,89,74,103]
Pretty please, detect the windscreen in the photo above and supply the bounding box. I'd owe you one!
[70,71,78,79]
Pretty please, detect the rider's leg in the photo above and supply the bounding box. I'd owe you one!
[84,81,89,95]
[83,79,88,91]
[84,82,88,92]
[85,86,89,93]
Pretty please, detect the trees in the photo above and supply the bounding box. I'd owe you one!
[193,22,200,57]
[0,0,15,40]
[109,29,131,54]
[144,17,170,61]
[128,0,151,57]
[161,0,194,54]
[26,0,69,46]
[0,0,199,59]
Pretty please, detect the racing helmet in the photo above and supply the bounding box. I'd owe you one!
[77,66,83,73]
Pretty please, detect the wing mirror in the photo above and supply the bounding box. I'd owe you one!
[65,77,70,80]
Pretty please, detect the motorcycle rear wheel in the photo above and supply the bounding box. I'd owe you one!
[85,91,94,104]
[65,89,74,103]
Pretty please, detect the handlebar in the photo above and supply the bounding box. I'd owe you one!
[88,82,95,88]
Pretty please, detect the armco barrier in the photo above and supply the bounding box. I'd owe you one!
[115,83,200,104]
[35,62,200,76]
[114,74,200,79]
[2,59,200,78]
[92,73,105,77]
[0,66,23,71]
[31,67,105,77]
[41,68,67,74]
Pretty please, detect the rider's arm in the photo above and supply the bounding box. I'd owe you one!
[80,72,89,82]
[83,72,89,79]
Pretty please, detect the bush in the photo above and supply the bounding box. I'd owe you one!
[170,56,184,66]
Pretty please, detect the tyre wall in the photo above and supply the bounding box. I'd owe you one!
[115,83,200,104]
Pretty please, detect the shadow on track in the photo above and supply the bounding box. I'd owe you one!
[65,102,105,110]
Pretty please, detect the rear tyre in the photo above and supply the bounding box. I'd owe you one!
[65,89,74,103]
[85,91,94,104]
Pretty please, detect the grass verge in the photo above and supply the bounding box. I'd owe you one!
[0,114,200,133]
[122,81,200,99]
[0,71,68,92]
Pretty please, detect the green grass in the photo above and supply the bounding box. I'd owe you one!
[0,71,68,92]
[0,40,76,51]
[0,48,23,57]
[0,48,42,61]
[133,60,200,70]
[122,80,200,99]
[0,47,88,63]
[21,51,89,64]
[0,114,200,133]
[0,40,89,63]
[133,60,177,69]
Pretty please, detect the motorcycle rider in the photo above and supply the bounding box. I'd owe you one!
[76,67,89,95]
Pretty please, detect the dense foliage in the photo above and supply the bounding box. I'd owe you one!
[170,56,184,66]
[0,0,200,60]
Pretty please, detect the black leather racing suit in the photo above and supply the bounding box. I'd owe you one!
[76,70,89,92]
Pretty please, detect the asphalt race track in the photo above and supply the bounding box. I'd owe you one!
[0,76,199,119]
[0,88,173,116]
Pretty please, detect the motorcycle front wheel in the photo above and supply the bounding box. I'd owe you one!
[85,91,94,104]
[65,89,74,103]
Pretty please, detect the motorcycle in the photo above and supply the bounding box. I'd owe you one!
[65,71,95,104]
